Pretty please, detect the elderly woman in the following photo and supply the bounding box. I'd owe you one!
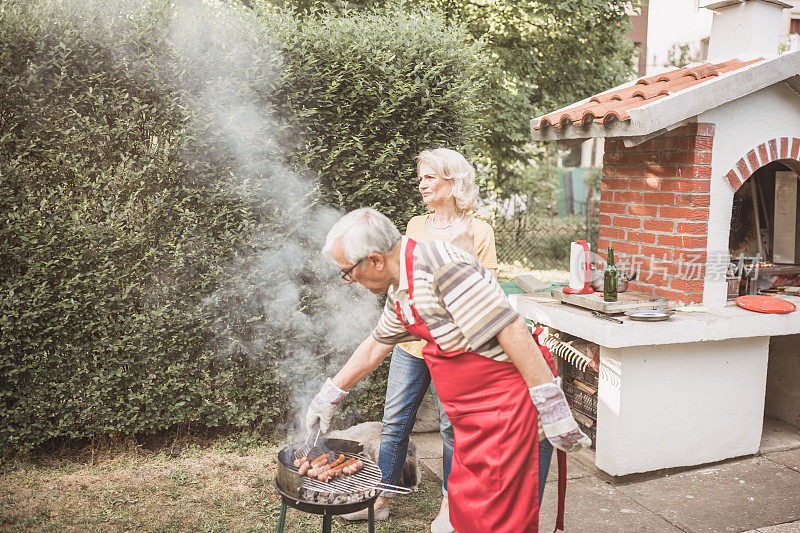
[342,148,551,531]
[307,207,590,533]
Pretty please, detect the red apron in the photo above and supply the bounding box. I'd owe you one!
[396,239,566,533]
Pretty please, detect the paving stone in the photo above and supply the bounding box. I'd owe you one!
[754,519,800,532]
[615,456,800,533]
[539,474,683,532]
[764,448,800,473]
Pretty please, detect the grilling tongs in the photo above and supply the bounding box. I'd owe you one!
[295,426,321,461]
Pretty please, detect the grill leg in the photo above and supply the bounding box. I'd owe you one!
[322,513,332,533]
[277,500,286,533]
[368,502,375,533]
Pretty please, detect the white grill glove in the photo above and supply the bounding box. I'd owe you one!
[305,378,348,433]
[529,377,592,452]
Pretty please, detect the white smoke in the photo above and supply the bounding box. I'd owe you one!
[45,0,383,433]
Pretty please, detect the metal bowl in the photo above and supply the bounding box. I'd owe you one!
[623,309,675,321]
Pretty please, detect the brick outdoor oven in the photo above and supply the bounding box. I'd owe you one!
[510,0,800,476]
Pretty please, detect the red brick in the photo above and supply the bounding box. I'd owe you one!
[675,193,710,207]
[613,216,642,229]
[598,238,610,250]
[769,138,779,160]
[643,192,676,205]
[745,149,760,172]
[792,138,800,160]
[661,178,710,193]
[640,245,673,259]
[628,231,657,244]
[670,278,705,292]
[628,177,662,191]
[652,286,697,303]
[652,137,678,151]
[608,240,640,255]
[662,151,713,165]
[639,270,668,286]
[614,165,647,178]
[628,204,659,217]
[683,236,708,248]
[604,139,619,151]
[598,214,612,226]
[780,137,789,159]
[601,190,614,202]
[626,281,655,295]
[677,221,708,234]
[696,123,715,136]
[615,152,660,165]
[602,166,615,178]
[658,234,685,247]
[601,177,628,190]
[644,165,678,178]
[660,206,708,220]
[615,191,644,203]
[599,201,627,215]
[737,158,752,180]
[694,136,714,151]
[676,166,712,179]
[726,169,742,190]
[674,250,707,264]
[599,226,626,240]
[643,219,675,232]
[664,262,684,276]
[758,143,769,164]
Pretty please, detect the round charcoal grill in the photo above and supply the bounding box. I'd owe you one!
[274,438,410,532]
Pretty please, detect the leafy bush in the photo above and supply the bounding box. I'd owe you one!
[261,4,489,225]
[0,0,491,452]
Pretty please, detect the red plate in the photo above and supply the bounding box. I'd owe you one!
[736,295,796,314]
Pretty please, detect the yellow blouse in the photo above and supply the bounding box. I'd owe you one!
[397,214,498,358]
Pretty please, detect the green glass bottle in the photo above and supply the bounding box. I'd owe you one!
[603,246,618,302]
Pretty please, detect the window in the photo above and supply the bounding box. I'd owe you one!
[791,18,800,35]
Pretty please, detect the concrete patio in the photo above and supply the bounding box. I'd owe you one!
[412,417,800,532]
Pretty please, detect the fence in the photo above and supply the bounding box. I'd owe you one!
[493,211,599,283]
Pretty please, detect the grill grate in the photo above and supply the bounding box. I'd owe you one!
[292,452,383,494]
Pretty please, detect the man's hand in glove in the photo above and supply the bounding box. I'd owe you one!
[305,378,348,433]
[529,378,592,452]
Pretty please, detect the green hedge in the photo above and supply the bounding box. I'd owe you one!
[0,0,490,452]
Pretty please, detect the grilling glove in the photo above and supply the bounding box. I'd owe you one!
[306,378,348,433]
[529,377,592,452]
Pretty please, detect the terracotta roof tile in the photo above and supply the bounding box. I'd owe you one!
[535,58,763,131]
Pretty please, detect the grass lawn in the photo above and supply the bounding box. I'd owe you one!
[0,438,441,532]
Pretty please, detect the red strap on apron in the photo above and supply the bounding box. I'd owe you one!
[532,326,567,532]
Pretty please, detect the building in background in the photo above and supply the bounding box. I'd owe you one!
[628,0,800,77]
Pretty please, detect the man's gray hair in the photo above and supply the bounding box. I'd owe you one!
[322,207,402,264]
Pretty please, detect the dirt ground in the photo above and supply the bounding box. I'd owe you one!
[0,438,440,532]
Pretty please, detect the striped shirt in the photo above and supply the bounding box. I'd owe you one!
[372,237,519,361]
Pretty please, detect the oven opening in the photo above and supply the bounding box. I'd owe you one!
[728,161,800,298]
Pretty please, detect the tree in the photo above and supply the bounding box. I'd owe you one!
[262,0,640,201]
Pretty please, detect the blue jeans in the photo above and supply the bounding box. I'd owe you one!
[538,437,554,505]
[378,346,454,494]
[378,346,554,502]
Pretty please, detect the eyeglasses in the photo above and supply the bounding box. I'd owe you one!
[339,258,364,282]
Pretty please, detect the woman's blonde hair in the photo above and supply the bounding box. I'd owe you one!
[417,148,478,213]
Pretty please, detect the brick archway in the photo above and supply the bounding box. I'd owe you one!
[725,137,800,190]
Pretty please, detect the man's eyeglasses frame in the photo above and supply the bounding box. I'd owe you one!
[339,258,364,282]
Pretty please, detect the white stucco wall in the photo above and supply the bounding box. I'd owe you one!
[595,336,770,476]
[698,82,800,308]
[646,1,713,75]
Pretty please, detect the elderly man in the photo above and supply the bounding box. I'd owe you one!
[306,207,589,533]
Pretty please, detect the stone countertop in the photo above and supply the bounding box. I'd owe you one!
[509,293,800,348]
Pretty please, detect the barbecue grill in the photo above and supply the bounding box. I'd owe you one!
[275,437,410,532]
